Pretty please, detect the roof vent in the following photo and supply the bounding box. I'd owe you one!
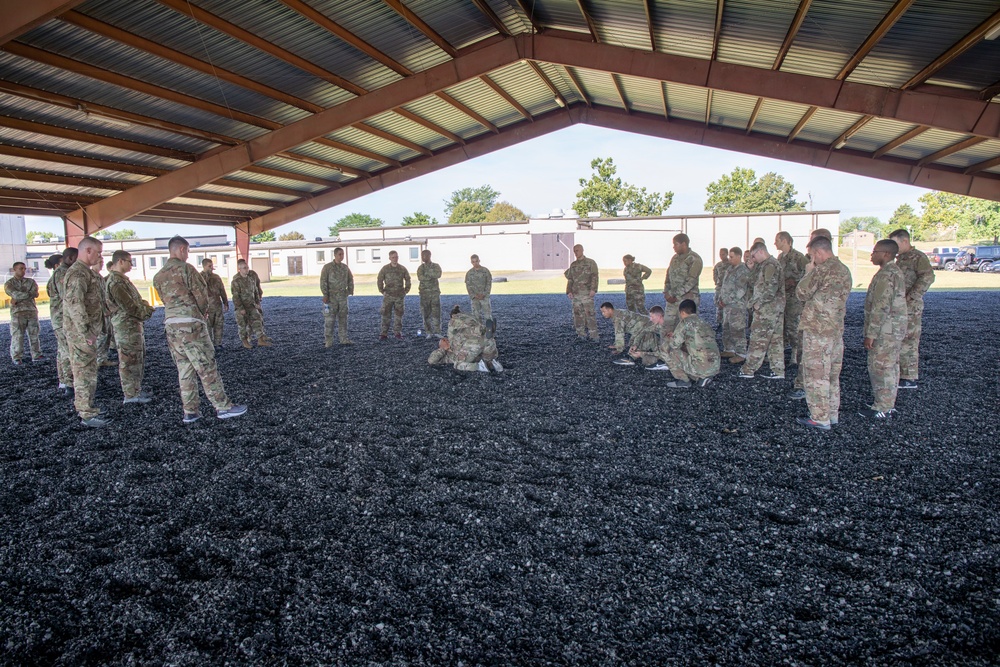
[315,237,322,242]
[550,208,564,218]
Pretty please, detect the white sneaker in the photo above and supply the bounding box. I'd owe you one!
[476,360,489,372]
[612,357,635,366]
[490,359,504,372]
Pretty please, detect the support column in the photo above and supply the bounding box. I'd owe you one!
[63,213,85,249]
[235,224,249,262]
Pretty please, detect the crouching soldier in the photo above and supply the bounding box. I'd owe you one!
[428,306,502,372]
[662,299,720,388]
[598,301,659,368]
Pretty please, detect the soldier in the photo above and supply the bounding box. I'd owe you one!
[231,259,273,349]
[775,231,808,363]
[48,248,76,395]
[93,259,117,368]
[247,265,264,314]
[416,249,442,338]
[889,228,934,390]
[428,306,502,372]
[712,247,730,329]
[719,247,751,361]
[5,261,43,364]
[320,247,354,346]
[861,239,907,419]
[377,250,411,340]
[564,244,600,340]
[153,236,247,423]
[792,236,852,430]
[598,301,659,366]
[106,250,155,404]
[662,233,703,335]
[622,254,652,314]
[738,242,786,379]
[465,254,492,322]
[200,258,229,348]
[663,300,720,388]
[788,227,836,396]
[63,237,110,428]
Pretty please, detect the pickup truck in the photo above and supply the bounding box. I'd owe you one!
[926,246,962,270]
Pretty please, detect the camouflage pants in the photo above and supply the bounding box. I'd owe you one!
[324,294,349,344]
[722,306,748,356]
[784,296,803,364]
[380,294,405,335]
[570,292,598,338]
[96,315,114,363]
[205,306,224,346]
[665,346,718,382]
[53,326,73,386]
[625,288,647,314]
[899,299,923,380]
[801,330,843,424]
[9,312,41,361]
[65,331,99,419]
[165,321,231,413]
[428,338,498,371]
[419,291,441,335]
[113,321,145,400]
[470,296,492,323]
[741,309,785,376]
[235,305,266,342]
[868,336,901,412]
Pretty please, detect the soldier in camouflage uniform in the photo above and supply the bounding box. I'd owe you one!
[775,231,808,364]
[47,248,76,394]
[789,228,837,396]
[465,254,493,323]
[417,249,442,338]
[599,301,659,365]
[200,258,229,348]
[663,300,720,388]
[712,248,730,329]
[792,236,852,430]
[564,244,599,340]
[428,306,501,372]
[63,237,110,427]
[889,229,934,390]
[247,266,263,314]
[719,247,750,359]
[861,239,907,419]
[231,260,272,348]
[106,250,155,404]
[739,242,786,379]
[153,236,246,423]
[662,233,703,335]
[622,254,652,314]
[5,261,43,365]
[320,247,354,346]
[377,250,411,340]
[93,260,117,367]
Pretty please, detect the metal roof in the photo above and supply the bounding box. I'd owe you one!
[0,0,995,236]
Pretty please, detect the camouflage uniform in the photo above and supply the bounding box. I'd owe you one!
[201,270,228,346]
[778,247,809,362]
[624,261,652,314]
[154,258,234,414]
[663,250,703,334]
[320,260,354,345]
[427,312,498,371]
[247,269,263,313]
[231,273,267,345]
[62,261,104,420]
[4,275,41,362]
[663,315,721,382]
[796,257,852,425]
[895,248,934,381]
[95,270,115,364]
[564,256,599,339]
[417,260,442,336]
[740,256,785,376]
[47,264,73,386]
[864,262,907,412]
[720,262,751,357]
[712,259,730,325]
[609,308,658,362]
[106,270,154,400]
[465,265,493,322]
[377,263,411,336]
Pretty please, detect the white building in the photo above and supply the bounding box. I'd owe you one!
[1,214,28,276]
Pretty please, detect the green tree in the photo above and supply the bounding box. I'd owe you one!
[484,201,527,223]
[887,203,923,239]
[278,230,306,241]
[958,197,1000,244]
[251,231,276,243]
[704,167,805,214]
[572,157,673,217]
[839,216,886,240]
[329,213,384,235]
[109,229,138,240]
[402,212,438,226]
[918,192,969,241]
[448,200,487,224]
[26,231,57,243]
[444,185,500,218]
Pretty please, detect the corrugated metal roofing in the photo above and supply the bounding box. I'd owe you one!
[795,108,865,146]
[443,77,524,130]
[0,128,188,170]
[935,138,1000,170]
[619,75,666,117]
[650,0,716,60]
[844,117,921,154]
[327,125,419,163]
[661,82,710,124]
[586,0,655,51]
[486,61,563,117]
[709,90,760,131]
[520,0,591,36]
[404,0,499,50]
[751,99,813,139]
[717,0,800,70]
[882,127,973,162]
[400,94,484,140]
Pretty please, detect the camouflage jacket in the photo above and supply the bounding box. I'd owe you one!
[447,312,485,349]
[153,257,209,322]
[47,264,69,327]
[106,270,154,327]
[624,262,652,292]
[63,259,104,338]
[895,248,934,303]
[201,270,229,311]
[668,315,721,377]
[719,262,751,308]
[565,257,598,295]
[611,308,656,350]
[231,273,260,310]
[796,257,852,337]
[864,262,907,342]
[247,270,263,303]
[377,263,411,297]
[664,250,703,299]
[320,261,354,299]
[748,255,785,315]
[778,248,808,298]
[4,276,38,316]
[712,260,730,292]
[417,261,442,293]
[465,265,492,297]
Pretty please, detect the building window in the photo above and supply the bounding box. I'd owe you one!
[222,255,229,265]
[131,258,137,268]
[149,257,157,268]
[356,249,365,263]
[195,255,203,266]
[317,250,326,263]
[409,247,419,261]
[371,249,381,262]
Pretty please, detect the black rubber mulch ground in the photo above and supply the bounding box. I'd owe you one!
[0,291,997,666]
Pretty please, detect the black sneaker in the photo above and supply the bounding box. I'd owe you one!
[666,379,692,388]
[897,379,918,389]
[484,318,496,340]
[859,408,895,419]
[696,377,712,388]
[182,412,202,424]
[796,417,831,431]
[81,416,112,428]
[644,361,670,372]
[762,372,785,380]
[788,389,806,400]
[218,404,248,420]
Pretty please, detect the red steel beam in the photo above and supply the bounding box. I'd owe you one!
[965,155,1000,175]
[381,0,457,58]
[711,0,725,61]
[902,9,1000,89]
[511,0,543,33]
[0,0,85,45]
[916,136,987,167]
[836,0,915,80]
[872,125,929,159]
[564,66,591,108]
[0,115,197,160]
[644,0,657,52]
[352,122,432,156]
[574,0,600,43]
[469,0,513,37]
[435,91,499,134]
[773,0,812,70]
[480,75,532,121]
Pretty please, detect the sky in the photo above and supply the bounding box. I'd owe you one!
[25,124,935,241]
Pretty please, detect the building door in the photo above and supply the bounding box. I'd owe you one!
[250,257,270,282]
[287,255,303,276]
[532,233,573,270]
